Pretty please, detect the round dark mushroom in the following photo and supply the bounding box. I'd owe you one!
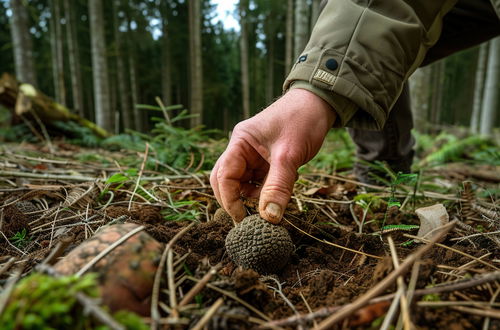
[225,214,294,274]
[213,208,233,225]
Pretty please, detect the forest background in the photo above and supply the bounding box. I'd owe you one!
[0,0,499,138]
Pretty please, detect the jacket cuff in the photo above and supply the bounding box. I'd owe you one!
[284,48,387,131]
[290,81,362,129]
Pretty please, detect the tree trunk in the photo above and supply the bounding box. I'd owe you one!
[9,0,37,86]
[285,0,293,75]
[265,18,275,104]
[239,0,250,119]
[294,0,309,58]
[89,0,113,132]
[409,66,431,132]
[161,5,172,107]
[188,0,203,127]
[480,37,500,136]
[429,60,445,128]
[63,0,85,117]
[113,0,132,131]
[123,4,142,131]
[49,0,66,106]
[310,0,321,31]
[470,43,489,134]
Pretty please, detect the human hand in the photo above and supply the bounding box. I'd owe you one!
[210,88,336,223]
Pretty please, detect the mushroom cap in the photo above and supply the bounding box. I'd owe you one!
[225,214,294,274]
[213,208,233,225]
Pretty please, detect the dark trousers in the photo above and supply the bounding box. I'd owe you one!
[348,0,500,175]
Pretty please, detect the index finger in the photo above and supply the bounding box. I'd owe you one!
[215,150,247,222]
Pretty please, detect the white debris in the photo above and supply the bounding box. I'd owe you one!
[415,203,449,242]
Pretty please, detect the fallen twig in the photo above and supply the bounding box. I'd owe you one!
[313,221,456,329]
[450,306,500,319]
[283,217,383,260]
[387,236,412,330]
[403,233,499,270]
[151,222,195,330]
[257,268,500,328]
[128,143,149,211]
[178,264,221,308]
[191,298,224,330]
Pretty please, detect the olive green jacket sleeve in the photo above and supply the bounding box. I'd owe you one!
[283,0,457,130]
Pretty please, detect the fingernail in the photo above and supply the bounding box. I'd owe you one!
[265,202,282,221]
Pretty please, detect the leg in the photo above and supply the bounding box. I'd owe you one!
[348,84,414,183]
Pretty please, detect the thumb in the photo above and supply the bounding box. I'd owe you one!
[258,160,298,224]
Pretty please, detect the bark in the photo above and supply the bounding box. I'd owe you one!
[63,0,85,117]
[480,37,500,136]
[89,0,113,131]
[293,0,309,58]
[239,0,250,119]
[49,0,66,106]
[113,0,132,130]
[188,0,203,127]
[9,0,37,86]
[409,66,431,132]
[285,0,293,75]
[470,43,488,134]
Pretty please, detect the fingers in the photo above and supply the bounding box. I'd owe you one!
[210,150,247,222]
[258,155,298,224]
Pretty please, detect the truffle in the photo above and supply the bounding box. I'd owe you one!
[225,214,294,274]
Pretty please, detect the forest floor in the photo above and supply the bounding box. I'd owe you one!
[0,139,499,329]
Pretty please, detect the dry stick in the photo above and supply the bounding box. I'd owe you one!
[283,217,383,260]
[263,269,500,328]
[128,143,150,211]
[405,261,421,310]
[75,292,125,330]
[0,170,203,182]
[306,173,465,202]
[387,236,412,330]
[75,226,145,277]
[380,287,404,330]
[450,306,500,319]
[151,222,196,330]
[203,282,271,322]
[0,257,16,277]
[0,231,27,256]
[40,236,73,266]
[313,221,456,330]
[0,262,26,316]
[178,264,221,308]
[167,250,179,319]
[418,301,500,308]
[191,298,224,330]
[403,233,499,270]
[483,286,500,330]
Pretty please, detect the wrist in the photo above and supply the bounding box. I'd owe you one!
[284,87,337,129]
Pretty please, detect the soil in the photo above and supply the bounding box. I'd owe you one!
[0,142,499,329]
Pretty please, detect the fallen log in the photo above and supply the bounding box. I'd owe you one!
[0,73,109,138]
